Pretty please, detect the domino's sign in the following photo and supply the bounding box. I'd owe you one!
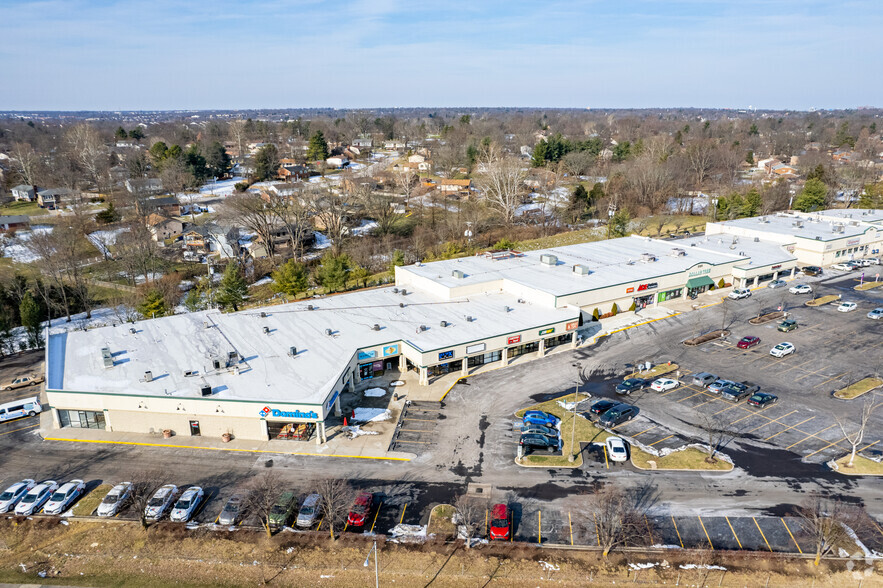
[259,406,319,420]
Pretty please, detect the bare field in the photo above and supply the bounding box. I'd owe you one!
[0,519,880,587]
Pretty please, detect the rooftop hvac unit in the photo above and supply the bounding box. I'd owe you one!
[572,264,590,275]
[263,326,270,334]
[793,221,803,228]
[260,311,267,318]
[850,221,859,226]
[539,253,558,266]
[289,346,298,357]
[325,328,333,336]
[440,320,448,327]
[129,327,137,334]
[307,305,314,310]
[400,288,407,295]
[372,324,381,331]
[212,358,222,370]
[101,347,113,368]
[227,351,239,365]
[419,325,428,331]
[144,371,153,382]
[670,248,686,257]
[754,237,760,242]
[184,370,197,377]
[641,252,656,262]
[451,269,466,279]
[200,385,212,397]
[517,298,525,303]
[833,224,845,233]
[466,316,474,322]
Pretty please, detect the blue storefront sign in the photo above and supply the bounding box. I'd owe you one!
[326,391,339,411]
[438,350,454,360]
[260,406,319,420]
[358,350,377,361]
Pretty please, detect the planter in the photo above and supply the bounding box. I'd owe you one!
[222,433,232,443]
[162,429,173,439]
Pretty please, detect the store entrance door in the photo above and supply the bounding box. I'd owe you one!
[189,420,201,436]
[634,294,654,311]
[359,363,373,380]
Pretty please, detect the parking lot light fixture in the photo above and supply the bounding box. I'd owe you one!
[363,539,378,588]
[569,363,581,463]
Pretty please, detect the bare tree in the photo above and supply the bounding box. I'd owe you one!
[685,139,719,193]
[453,494,489,549]
[835,396,880,468]
[696,412,741,464]
[394,166,418,205]
[270,192,311,260]
[229,120,248,160]
[66,123,107,190]
[11,142,43,186]
[315,478,357,540]
[475,144,527,224]
[129,469,165,530]
[308,188,352,256]
[246,470,287,538]
[222,192,280,262]
[796,495,867,565]
[584,483,653,557]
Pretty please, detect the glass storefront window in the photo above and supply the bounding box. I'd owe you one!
[657,288,683,302]
[58,409,106,430]
[544,333,574,349]
[467,350,502,368]
[508,341,539,358]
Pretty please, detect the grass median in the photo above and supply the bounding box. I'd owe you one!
[833,377,883,400]
[71,484,113,516]
[833,455,883,475]
[631,447,734,471]
[515,395,612,467]
[854,280,883,291]
[805,295,840,307]
[625,362,679,380]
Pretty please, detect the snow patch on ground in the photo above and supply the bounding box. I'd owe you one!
[538,561,560,572]
[388,524,430,543]
[2,225,53,263]
[314,232,331,249]
[199,176,245,196]
[363,387,386,398]
[343,425,379,439]
[87,227,130,256]
[252,276,274,287]
[353,408,391,423]
[680,564,726,570]
[348,219,378,236]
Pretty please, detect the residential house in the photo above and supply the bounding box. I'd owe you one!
[0,215,30,231]
[770,163,798,178]
[269,183,304,198]
[437,179,473,195]
[408,154,426,164]
[383,140,406,150]
[326,155,349,169]
[352,137,373,148]
[277,164,310,181]
[142,196,182,216]
[37,188,74,209]
[11,185,36,202]
[126,178,164,196]
[146,214,185,242]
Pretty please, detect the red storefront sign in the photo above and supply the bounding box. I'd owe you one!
[626,287,635,293]
[507,335,521,345]
[566,321,579,331]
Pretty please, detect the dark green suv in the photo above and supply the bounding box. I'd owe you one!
[268,491,298,529]
[777,319,798,332]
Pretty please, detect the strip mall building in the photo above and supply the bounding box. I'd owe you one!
[44,209,883,442]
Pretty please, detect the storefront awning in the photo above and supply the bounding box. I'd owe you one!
[686,275,715,289]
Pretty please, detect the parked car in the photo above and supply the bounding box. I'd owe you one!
[347,492,374,527]
[15,480,58,516]
[867,308,883,320]
[615,377,649,395]
[832,263,853,271]
[777,319,798,332]
[748,392,779,407]
[737,336,761,349]
[599,404,639,428]
[0,479,36,513]
[770,342,795,358]
[519,433,561,453]
[720,383,760,402]
[43,479,86,515]
[169,486,204,522]
[692,372,717,388]
[268,490,298,529]
[789,284,812,295]
[767,280,787,289]
[864,257,880,265]
[296,493,323,528]
[589,399,618,417]
[605,436,629,463]
[801,266,823,276]
[728,288,752,300]
[217,494,245,526]
[707,379,736,394]
[854,259,871,267]
[2,374,44,391]
[144,484,178,520]
[522,410,560,427]
[489,503,511,540]
[97,483,133,518]
[521,424,558,437]
[650,378,679,392]
[0,397,42,423]
[837,301,858,313]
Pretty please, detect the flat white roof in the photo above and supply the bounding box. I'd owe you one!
[679,235,797,270]
[713,214,874,241]
[814,208,883,225]
[48,287,576,404]
[400,235,742,298]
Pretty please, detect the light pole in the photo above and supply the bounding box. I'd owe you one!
[363,538,379,588]
[568,362,581,462]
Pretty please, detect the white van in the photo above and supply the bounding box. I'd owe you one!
[0,397,43,423]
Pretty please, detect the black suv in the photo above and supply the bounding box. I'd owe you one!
[519,433,561,453]
[801,266,823,276]
[615,378,649,395]
[589,399,618,417]
[599,404,639,427]
[521,424,558,438]
[719,382,760,402]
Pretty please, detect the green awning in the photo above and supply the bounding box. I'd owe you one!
[686,275,715,289]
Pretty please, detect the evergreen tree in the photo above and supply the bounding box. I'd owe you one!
[182,289,205,313]
[612,141,631,162]
[742,188,762,217]
[306,131,330,162]
[129,127,145,140]
[136,290,167,319]
[389,249,406,272]
[271,259,310,298]
[252,144,279,181]
[806,164,830,185]
[858,183,883,208]
[748,124,759,136]
[589,182,604,204]
[569,184,590,218]
[115,126,128,140]
[205,141,232,178]
[608,208,631,238]
[531,142,548,167]
[216,262,248,311]
[746,151,755,165]
[316,254,351,293]
[793,178,828,212]
[95,202,120,224]
[183,144,208,182]
[19,292,43,349]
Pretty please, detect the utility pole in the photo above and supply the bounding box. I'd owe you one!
[568,362,581,462]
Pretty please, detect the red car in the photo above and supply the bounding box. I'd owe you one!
[737,335,761,349]
[346,492,374,527]
[489,503,511,540]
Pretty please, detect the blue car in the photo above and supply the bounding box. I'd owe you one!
[522,410,560,427]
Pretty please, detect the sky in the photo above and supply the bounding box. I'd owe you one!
[1,0,881,111]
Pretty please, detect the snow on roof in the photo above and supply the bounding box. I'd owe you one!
[399,236,742,299]
[48,287,575,404]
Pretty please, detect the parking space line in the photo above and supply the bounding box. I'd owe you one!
[713,403,743,417]
[812,372,848,389]
[698,516,714,550]
[671,516,684,548]
[631,425,657,437]
[369,502,382,533]
[648,435,675,447]
[802,436,848,459]
[785,425,837,450]
[593,513,600,546]
[753,517,772,552]
[644,516,655,545]
[733,409,795,426]
[402,417,438,422]
[678,390,710,403]
[859,440,879,452]
[399,503,407,524]
[316,516,324,531]
[568,512,574,546]
[762,417,816,441]
[0,423,38,436]
[781,518,802,554]
[725,516,742,549]
[693,396,721,409]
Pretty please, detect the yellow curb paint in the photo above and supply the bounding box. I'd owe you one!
[568,511,574,546]
[43,437,411,461]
